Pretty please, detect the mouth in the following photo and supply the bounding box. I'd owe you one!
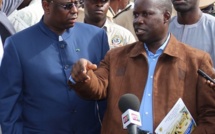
[172,0,185,5]
[68,16,77,24]
[135,28,147,35]
[94,9,104,14]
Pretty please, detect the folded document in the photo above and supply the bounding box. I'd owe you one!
[155,98,196,134]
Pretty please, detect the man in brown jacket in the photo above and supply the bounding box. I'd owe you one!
[68,0,215,133]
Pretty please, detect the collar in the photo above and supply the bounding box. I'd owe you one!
[102,19,112,33]
[114,2,134,18]
[108,6,115,17]
[144,33,170,55]
[120,2,134,12]
[129,34,186,61]
[39,17,73,41]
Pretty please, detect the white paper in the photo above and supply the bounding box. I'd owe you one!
[155,98,196,134]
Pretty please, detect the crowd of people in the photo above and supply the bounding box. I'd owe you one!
[0,0,215,134]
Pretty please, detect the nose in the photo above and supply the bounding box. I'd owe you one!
[133,15,144,24]
[70,4,78,13]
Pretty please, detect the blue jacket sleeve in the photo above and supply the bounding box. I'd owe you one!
[0,37,23,134]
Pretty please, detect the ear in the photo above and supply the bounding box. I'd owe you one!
[163,10,171,23]
[42,0,51,14]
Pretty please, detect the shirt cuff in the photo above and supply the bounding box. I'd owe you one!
[69,75,76,84]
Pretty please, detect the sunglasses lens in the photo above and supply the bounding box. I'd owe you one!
[65,2,79,10]
[65,3,73,10]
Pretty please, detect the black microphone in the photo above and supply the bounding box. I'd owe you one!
[118,93,141,134]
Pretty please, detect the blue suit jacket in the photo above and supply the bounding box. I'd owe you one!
[0,19,109,134]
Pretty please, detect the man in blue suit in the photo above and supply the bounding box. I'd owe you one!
[0,0,109,134]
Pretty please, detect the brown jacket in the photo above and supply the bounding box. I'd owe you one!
[69,34,215,134]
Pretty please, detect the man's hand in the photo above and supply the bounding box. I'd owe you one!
[71,58,97,83]
[206,79,215,90]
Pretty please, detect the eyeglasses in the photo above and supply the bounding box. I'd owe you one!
[50,0,80,10]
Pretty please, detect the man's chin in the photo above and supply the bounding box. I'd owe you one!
[66,22,76,29]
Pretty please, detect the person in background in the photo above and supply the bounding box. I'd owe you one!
[0,0,109,133]
[8,0,44,32]
[68,0,215,133]
[169,0,215,67]
[76,7,85,22]
[199,0,215,10]
[0,36,3,65]
[16,0,31,10]
[1,0,23,16]
[201,3,215,16]
[77,0,115,22]
[109,0,131,17]
[0,0,3,64]
[113,1,137,40]
[0,0,2,62]
[78,0,136,49]
[0,0,16,44]
[97,0,132,21]
[0,0,32,45]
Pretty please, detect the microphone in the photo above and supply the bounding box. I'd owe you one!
[118,93,142,134]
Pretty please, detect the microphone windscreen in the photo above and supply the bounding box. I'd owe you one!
[118,93,140,113]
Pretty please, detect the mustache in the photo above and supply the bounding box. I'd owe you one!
[70,13,78,19]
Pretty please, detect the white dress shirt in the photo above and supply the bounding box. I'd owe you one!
[169,13,215,67]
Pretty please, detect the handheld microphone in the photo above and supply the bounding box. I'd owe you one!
[118,93,142,134]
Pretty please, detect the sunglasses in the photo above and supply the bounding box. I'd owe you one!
[50,1,80,10]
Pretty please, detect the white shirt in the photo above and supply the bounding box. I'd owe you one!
[77,18,136,49]
[8,0,44,32]
[103,19,136,49]
[169,13,215,66]
[0,36,3,66]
